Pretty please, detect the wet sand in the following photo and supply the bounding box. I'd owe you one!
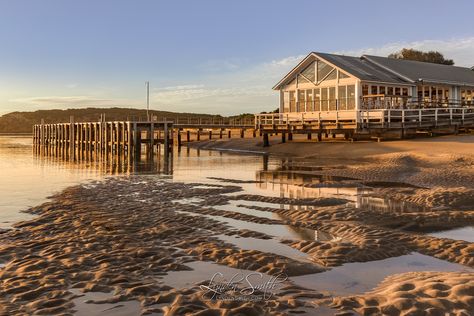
[0,135,473,315]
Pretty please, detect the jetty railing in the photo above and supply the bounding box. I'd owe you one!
[255,107,474,129]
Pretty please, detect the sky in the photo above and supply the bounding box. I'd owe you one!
[1,0,474,116]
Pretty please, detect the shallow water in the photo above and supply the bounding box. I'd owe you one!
[1,135,473,312]
[291,252,473,296]
[429,226,474,242]
[70,289,142,316]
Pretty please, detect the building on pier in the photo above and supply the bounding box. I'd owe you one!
[256,52,474,141]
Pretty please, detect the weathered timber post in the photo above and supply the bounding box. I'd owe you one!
[281,133,286,143]
[240,129,244,138]
[228,130,231,138]
[134,123,141,159]
[196,130,200,141]
[69,116,75,160]
[253,129,256,137]
[288,133,293,141]
[163,122,170,164]
[263,133,270,147]
[307,133,312,140]
[149,122,155,158]
[186,130,191,142]
[208,130,212,139]
[177,129,182,147]
[127,122,132,161]
[219,129,223,139]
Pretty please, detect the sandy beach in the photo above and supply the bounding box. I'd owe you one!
[0,134,473,315]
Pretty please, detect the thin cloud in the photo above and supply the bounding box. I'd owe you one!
[10,96,141,109]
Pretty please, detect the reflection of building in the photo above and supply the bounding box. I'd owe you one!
[256,169,415,213]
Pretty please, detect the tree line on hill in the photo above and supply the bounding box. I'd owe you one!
[0,107,254,134]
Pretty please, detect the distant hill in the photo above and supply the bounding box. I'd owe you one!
[0,107,253,134]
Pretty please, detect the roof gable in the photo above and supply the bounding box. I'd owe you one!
[273,52,410,90]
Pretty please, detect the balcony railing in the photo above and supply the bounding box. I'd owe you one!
[255,106,474,129]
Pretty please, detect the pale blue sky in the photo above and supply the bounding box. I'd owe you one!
[1,0,474,115]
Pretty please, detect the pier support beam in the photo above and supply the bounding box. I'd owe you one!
[307,133,312,140]
[281,133,286,143]
[177,130,182,147]
[288,133,293,141]
[263,133,270,147]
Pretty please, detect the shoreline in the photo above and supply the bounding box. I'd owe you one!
[0,135,473,315]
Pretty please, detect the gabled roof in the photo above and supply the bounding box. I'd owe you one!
[273,52,474,90]
[315,52,409,84]
[362,55,474,86]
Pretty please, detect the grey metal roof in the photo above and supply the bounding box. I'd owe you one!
[273,52,474,90]
[362,55,474,86]
[314,52,409,84]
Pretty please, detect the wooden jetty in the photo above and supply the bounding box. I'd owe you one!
[255,105,474,145]
[32,116,256,172]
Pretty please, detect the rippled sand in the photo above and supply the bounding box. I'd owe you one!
[0,171,473,315]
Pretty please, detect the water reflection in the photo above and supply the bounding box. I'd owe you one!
[256,166,425,214]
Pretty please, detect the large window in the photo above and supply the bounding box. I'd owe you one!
[317,60,334,81]
[314,88,321,111]
[298,90,305,112]
[301,62,316,82]
[289,91,296,112]
[338,86,347,109]
[329,87,336,110]
[283,91,290,112]
[306,89,314,111]
[321,88,329,111]
[347,85,355,109]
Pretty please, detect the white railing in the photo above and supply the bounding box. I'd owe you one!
[255,107,474,129]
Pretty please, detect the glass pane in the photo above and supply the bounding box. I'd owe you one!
[347,85,355,110]
[317,60,334,81]
[329,87,336,110]
[338,86,347,110]
[395,87,401,95]
[388,87,394,95]
[306,89,314,111]
[324,69,337,81]
[379,86,386,95]
[298,74,311,84]
[283,91,290,112]
[298,90,305,112]
[321,88,328,111]
[371,85,378,95]
[362,85,369,96]
[339,71,350,79]
[289,91,296,112]
[314,88,321,111]
[301,62,316,82]
[287,77,296,86]
[402,88,409,96]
